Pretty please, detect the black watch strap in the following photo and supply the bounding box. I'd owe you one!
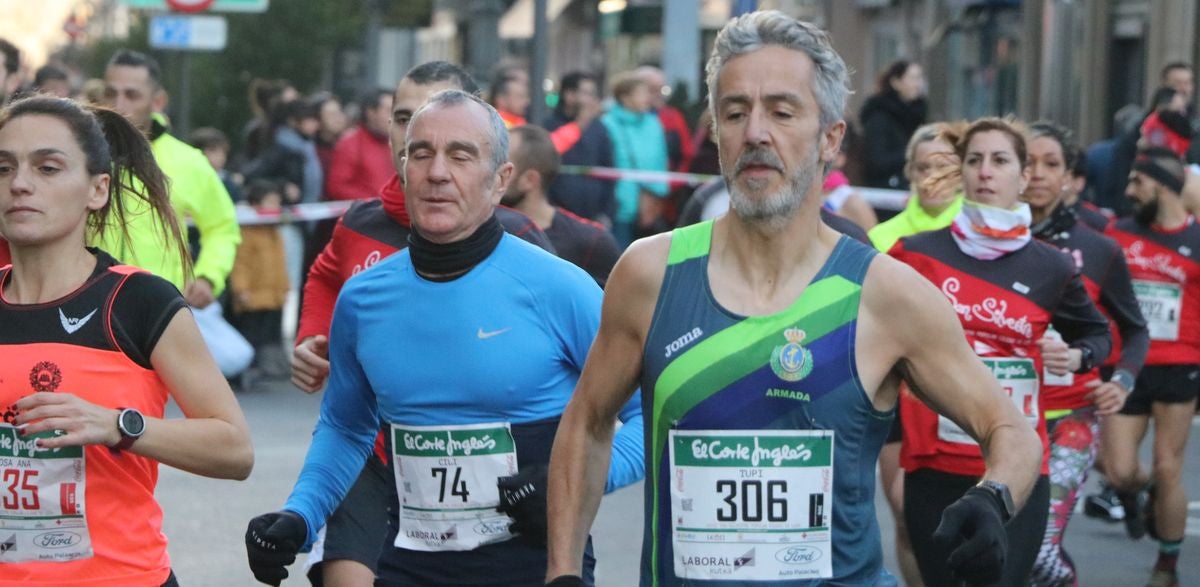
[1075,345,1095,373]
[975,480,1016,522]
[113,408,145,452]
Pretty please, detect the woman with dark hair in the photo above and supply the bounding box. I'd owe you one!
[309,91,347,178]
[0,96,253,585]
[889,117,1111,586]
[1022,121,1148,586]
[860,60,928,189]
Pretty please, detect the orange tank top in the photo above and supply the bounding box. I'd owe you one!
[0,253,182,586]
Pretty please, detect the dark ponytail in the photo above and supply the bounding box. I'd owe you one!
[0,96,192,280]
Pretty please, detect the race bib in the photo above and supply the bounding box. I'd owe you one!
[939,358,1038,445]
[0,425,91,563]
[1133,280,1182,341]
[669,430,834,582]
[391,423,518,551]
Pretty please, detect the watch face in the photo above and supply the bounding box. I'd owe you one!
[120,409,145,436]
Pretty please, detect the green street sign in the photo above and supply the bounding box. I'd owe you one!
[120,0,268,13]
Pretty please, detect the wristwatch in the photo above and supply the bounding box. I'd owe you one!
[114,408,146,451]
[1075,346,1095,373]
[975,479,1016,522]
[1110,370,1136,394]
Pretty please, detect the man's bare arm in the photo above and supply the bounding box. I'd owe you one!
[860,257,1041,506]
[546,236,667,579]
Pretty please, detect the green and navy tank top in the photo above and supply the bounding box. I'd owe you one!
[639,221,894,586]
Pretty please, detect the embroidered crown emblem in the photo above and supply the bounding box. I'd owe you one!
[770,328,813,382]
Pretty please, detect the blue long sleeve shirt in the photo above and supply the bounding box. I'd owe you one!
[284,234,643,546]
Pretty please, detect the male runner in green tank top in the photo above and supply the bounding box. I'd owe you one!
[546,11,1042,586]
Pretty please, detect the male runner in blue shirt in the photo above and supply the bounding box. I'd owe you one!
[246,90,643,586]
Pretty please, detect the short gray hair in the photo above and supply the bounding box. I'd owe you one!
[406,89,509,171]
[705,10,850,130]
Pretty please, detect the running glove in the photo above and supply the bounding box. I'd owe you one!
[497,463,549,545]
[546,575,586,586]
[245,510,307,586]
[932,486,1008,585]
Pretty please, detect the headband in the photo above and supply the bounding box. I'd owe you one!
[1133,157,1186,195]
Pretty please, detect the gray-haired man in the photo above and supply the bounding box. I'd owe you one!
[246,90,644,585]
[545,11,1040,586]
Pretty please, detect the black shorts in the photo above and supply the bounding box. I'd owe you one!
[904,468,1050,587]
[1120,364,1200,415]
[307,451,394,584]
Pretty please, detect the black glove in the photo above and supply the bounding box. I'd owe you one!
[245,510,307,586]
[546,575,586,587]
[932,486,1008,585]
[497,464,549,546]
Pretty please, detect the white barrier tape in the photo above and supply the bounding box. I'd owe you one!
[558,164,719,186]
[558,165,911,211]
[211,172,911,226]
[230,200,354,226]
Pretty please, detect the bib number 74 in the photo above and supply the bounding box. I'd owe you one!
[431,466,470,503]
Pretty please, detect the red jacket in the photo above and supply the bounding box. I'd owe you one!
[657,105,694,173]
[0,239,9,267]
[324,124,393,201]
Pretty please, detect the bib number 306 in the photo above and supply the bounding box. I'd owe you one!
[715,479,787,522]
[669,430,834,582]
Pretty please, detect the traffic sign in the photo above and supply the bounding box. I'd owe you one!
[149,15,228,51]
[121,0,267,13]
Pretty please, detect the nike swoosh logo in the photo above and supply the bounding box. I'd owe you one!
[60,308,98,334]
[477,327,511,340]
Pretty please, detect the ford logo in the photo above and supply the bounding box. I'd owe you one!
[473,520,510,536]
[34,531,82,549]
[775,545,822,565]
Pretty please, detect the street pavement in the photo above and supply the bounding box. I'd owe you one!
[159,378,1200,585]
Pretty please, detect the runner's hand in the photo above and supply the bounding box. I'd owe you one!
[932,486,1008,585]
[12,393,122,448]
[497,464,549,545]
[183,278,216,309]
[246,510,307,586]
[291,335,330,393]
[546,576,586,586]
[1038,335,1072,375]
[1085,379,1128,416]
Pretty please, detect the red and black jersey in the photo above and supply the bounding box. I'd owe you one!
[890,228,1111,477]
[0,249,185,584]
[1035,219,1148,410]
[1107,217,1200,365]
[1072,200,1113,232]
[544,207,621,287]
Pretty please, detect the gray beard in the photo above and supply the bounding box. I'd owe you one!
[727,150,818,231]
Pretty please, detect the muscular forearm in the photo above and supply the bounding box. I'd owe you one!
[978,421,1041,509]
[547,400,614,578]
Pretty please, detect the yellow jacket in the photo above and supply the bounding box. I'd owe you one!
[92,115,240,295]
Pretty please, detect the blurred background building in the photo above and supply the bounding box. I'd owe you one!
[1,0,1197,145]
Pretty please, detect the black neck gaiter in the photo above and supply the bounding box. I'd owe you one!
[408,214,503,281]
[1032,201,1078,242]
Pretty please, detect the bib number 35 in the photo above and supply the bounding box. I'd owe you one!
[2,468,40,511]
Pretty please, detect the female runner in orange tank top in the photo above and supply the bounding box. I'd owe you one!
[0,96,252,586]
